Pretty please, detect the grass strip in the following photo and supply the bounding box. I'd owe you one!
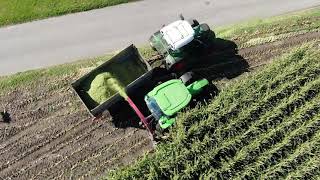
[0,0,136,27]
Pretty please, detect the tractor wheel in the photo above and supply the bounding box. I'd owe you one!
[188,19,200,27]
[200,24,216,44]
[211,30,216,39]
[200,23,210,32]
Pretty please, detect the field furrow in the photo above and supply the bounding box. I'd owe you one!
[286,154,320,179]
[214,78,320,178]
[234,97,320,179]
[261,132,320,179]
[34,128,141,179]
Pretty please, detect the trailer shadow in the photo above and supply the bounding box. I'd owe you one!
[109,38,249,129]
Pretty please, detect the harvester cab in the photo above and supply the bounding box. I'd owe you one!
[144,74,211,134]
[149,15,215,72]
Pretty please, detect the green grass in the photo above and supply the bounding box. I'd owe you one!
[108,42,320,179]
[216,7,320,46]
[0,0,136,26]
[0,56,102,94]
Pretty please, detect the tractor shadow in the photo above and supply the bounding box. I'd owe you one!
[190,38,249,81]
[109,38,249,129]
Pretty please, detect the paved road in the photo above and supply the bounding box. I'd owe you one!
[0,0,319,76]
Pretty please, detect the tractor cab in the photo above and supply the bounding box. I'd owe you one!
[160,20,195,51]
[149,16,216,72]
[145,77,209,129]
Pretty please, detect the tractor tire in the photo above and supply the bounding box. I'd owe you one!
[188,19,200,27]
[200,23,211,32]
[200,23,216,43]
[150,42,156,51]
[211,30,216,39]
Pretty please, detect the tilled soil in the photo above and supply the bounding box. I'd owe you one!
[0,31,319,180]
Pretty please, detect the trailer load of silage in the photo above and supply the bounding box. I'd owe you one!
[85,56,146,105]
[88,72,126,104]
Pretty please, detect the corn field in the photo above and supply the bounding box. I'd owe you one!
[109,43,320,179]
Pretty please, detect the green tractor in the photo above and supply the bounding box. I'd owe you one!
[149,15,216,73]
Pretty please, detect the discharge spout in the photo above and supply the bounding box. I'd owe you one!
[126,96,154,134]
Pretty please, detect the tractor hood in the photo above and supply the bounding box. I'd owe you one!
[146,79,191,116]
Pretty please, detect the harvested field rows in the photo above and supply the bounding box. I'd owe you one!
[0,31,319,179]
[109,43,320,179]
[0,79,153,179]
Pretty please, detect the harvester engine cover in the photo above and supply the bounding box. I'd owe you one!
[145,79,192,116]
[145,79,192,129]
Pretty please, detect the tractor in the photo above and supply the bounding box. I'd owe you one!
[149,15,216,74]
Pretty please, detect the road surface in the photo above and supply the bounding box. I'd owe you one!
[0,0,319,76]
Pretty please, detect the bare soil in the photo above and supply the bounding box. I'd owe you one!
[0,31,319,179]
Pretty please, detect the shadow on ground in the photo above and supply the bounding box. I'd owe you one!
[191,38,249,81]
[109,38,249,129]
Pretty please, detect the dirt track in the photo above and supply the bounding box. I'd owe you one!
[0,31,319,179]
